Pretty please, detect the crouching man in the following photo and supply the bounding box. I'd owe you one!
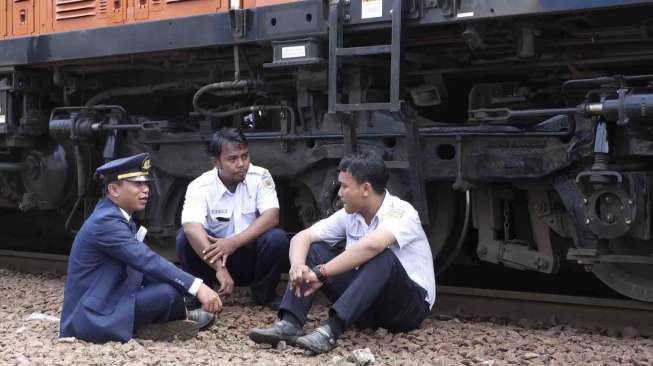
[249,151,436,354]
[60,153,221,343]
[176,128,289,309]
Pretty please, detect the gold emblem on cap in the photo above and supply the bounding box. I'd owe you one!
[142,159,151,171]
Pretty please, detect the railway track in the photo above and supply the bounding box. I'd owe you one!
[1,249,652,336]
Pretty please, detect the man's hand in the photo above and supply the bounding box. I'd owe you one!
[215,266,235,298]
[288,264,310,297]
[203,236,237,266]
[301,270,323,297]
[196,283,222,314]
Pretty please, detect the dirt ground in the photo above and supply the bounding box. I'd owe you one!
[1,269,652,366]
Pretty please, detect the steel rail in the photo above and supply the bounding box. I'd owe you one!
[435,285,653,336]
[0,249,68,274]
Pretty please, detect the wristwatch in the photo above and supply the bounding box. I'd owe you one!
[312,264,326,281]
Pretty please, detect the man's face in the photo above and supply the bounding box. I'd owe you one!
[212,142,250,184]
[108,180,150,213]
[337,171,367,214]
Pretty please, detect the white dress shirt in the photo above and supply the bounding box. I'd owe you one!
[181,164,280,238]
[310,191,436,309]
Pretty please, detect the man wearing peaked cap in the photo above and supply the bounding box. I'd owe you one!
[60,153,223,343]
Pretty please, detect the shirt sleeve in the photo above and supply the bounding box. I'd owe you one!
[382,206,423,248]
[180,182,208,226]
[188,278,203,296]
[310,208,348,246]
[256,169,280,214]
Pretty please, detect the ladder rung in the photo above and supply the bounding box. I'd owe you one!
[336,45,391,57]
[334,102,399,112]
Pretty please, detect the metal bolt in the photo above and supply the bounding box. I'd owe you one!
[582,198,588,205]
[605,213,614,223]
[628,199,634,205]
[344,14,351,21]
[585,218,591,225]
[625,218,632,225]
[604,195,613,204]
[344,0,350,4]
[389,9,393,15]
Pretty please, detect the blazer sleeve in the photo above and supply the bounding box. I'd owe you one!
[92,214,196,292]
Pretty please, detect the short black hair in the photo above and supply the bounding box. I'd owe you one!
[337,151,388,194]
[207,128,248,158]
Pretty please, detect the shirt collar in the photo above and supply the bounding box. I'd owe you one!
[353,190,392,227]
[119,207,131,221]
[213,167,251,198]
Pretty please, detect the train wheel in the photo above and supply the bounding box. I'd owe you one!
[591,237,653,302]
[426,183,471,274]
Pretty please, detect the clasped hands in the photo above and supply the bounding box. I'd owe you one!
[202,235,236,297]
[202,235,237,266]
[289,264,323,298]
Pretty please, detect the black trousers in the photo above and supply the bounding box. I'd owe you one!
[176,227,290,304]
[279,243,430,332]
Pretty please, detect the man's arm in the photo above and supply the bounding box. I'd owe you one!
[323,229,395,275]
[202,208,279,264]
[287,227,321,296]
[183,222,235,296]
[300,228,396,296]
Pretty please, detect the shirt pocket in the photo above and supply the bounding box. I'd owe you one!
[207,217,230,237]
[240,200,258,221]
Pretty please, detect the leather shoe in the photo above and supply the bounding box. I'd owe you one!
[295,325,337,354]
[187,308,216,331]
[249,320,304,346]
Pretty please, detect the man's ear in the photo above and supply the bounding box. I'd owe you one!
[107,182,121,198]
[210,156,221,169]
[362,182,372,197]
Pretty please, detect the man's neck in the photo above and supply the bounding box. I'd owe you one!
[359,191,385,225]
[217,170,239,193]
[108,196,133,216]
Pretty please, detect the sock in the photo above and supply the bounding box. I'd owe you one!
[281,310,302,329]
[324,311,345,339]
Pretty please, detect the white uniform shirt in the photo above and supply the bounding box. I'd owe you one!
[310,191,436,309]
[180,164,279,239]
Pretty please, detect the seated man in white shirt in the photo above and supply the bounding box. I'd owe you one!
[176,128,289,309]
[249,151,436,354]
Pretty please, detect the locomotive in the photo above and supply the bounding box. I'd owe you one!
[1,0,653,302]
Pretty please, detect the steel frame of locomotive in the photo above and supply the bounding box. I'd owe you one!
[1,0,653,302]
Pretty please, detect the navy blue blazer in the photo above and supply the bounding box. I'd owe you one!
[60,198,195,343]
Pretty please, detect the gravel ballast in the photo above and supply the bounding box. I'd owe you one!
[1,269,651,365]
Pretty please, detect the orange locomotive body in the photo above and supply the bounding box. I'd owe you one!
[0,0,291,38]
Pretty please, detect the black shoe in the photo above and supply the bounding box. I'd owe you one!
[187,308,216,331]
[249,320,305,346]
[134,320,199,342]
[184,295,201,310]
[295,325,337,354]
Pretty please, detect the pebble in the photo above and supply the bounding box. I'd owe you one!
[2,270,652,365]
[347,348,375,366]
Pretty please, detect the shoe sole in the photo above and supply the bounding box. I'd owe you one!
[135,320,199,342]
[248,330,301,346]
[295,337,334,355]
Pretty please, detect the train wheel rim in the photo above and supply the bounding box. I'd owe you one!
[427,184,470,274]
[591,237,653,302]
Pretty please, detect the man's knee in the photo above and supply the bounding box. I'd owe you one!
[306,242,334,267]
[361,249,397,271]
[259,228,290,252]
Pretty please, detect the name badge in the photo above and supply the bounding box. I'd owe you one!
[136,226,147,242]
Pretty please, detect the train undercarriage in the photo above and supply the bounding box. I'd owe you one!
[1,0,653,301]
